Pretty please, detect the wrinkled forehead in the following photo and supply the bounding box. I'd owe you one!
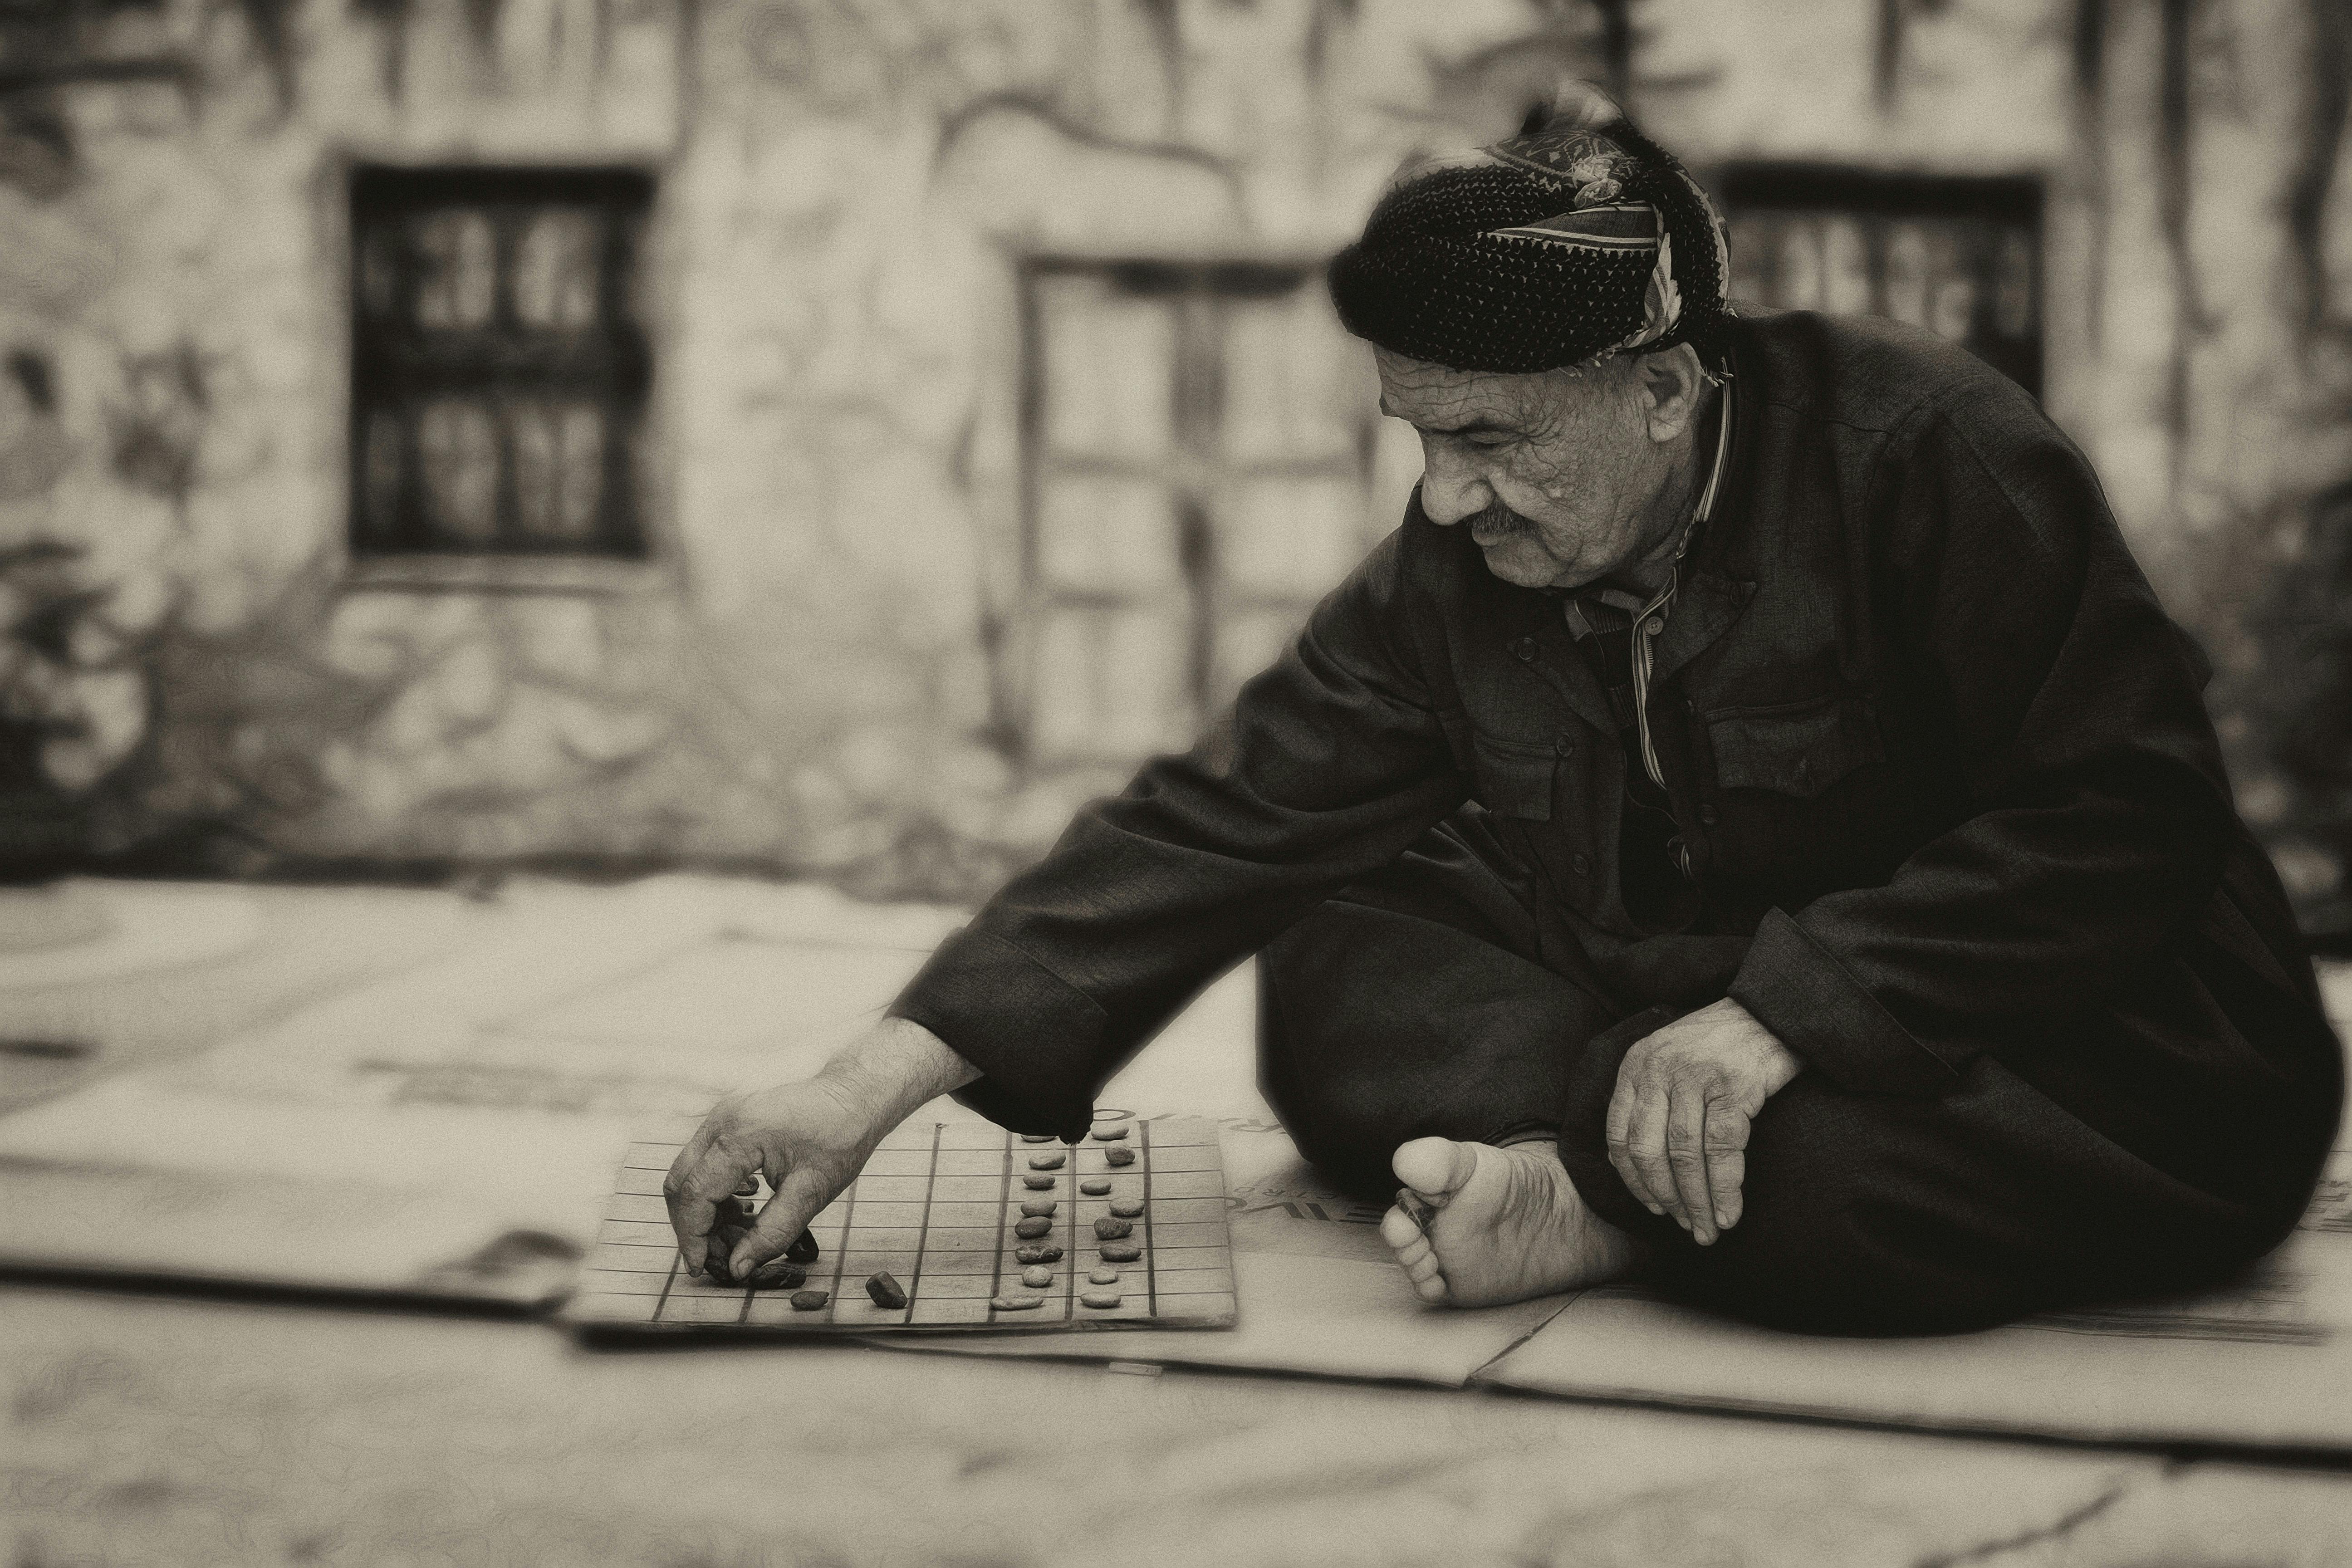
[1372,347,1595,429]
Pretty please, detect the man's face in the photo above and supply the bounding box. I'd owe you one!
[1374,347,1673,592]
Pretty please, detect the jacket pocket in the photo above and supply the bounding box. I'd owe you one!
[1705,695,1883,799]
[1469,733,1559,821]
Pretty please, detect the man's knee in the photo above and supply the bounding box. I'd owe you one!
[1646,1082,2073,1335]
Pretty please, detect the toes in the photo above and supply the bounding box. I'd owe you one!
[1404,1250,1441,1284]
[1411,1271,1449,1303]
[1392,1137,1479,1199]
[1379,1205,1427,1252]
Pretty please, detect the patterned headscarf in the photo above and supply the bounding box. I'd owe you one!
[1328,83,1732,373]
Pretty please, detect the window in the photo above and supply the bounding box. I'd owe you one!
[1020,260,1380,765]
[1715,165,2043,397]
[348,166,654,559]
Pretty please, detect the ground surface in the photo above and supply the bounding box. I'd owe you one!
[2,878,2349,1567]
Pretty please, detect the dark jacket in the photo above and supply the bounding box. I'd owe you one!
[893,311,2342,1219]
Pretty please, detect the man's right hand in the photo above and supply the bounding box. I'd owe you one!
[664,1016,981,1281]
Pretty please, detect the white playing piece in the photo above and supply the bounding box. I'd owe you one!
[564,1116,1237,1333]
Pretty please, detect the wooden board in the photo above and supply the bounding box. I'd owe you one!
[564,1115,1237,1333]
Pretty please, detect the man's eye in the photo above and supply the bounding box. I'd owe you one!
[1467,435,1513,450]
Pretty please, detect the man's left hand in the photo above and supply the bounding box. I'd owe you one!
[1605,997,1801,1245]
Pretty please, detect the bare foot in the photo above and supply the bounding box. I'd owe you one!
[1379,1137,1638,1307]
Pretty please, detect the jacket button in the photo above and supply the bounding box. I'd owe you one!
[1571,853,1590,876]
[1699,804,1720,825]
[1643,618,1663,637]
[1553,734,1575,756]
[1512,637,1537,662]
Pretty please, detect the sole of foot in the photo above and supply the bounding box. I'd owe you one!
[1378,1136,1637,1308]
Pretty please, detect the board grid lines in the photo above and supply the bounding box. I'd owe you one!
[899,1122,944,1325]
[1141,1117,1156,1318]
[567,1115,1236,1335]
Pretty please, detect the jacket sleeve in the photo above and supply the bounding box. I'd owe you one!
[1728,378,2242,1095]
[889,527,1472,1137]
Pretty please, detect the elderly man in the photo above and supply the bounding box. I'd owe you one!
[666,91,2342,1334]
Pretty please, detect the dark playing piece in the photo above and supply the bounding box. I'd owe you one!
[789,1289,829,1311]
[866,1271,908,1310]
[1019,1200,1057,1218]
[1099,1241,1142,1263]
[1028,1152,1066,1171]
[1014,1216,1053,1239]
[1079,1177,1112,1196]
[1104,1146,1136,1167]
[703,1225,746,1281]
[746,1258,806,1290]
[1014,1244,1063,1264]
[1093,1216,1133,1240]
[1022,1174,1058,1191]
[1081,1291,1123,1309]
[1091,1126,1129,1141]
[732,1177,759,1196]
[785,1230,820,1264]
[1109,1198,1143,1218]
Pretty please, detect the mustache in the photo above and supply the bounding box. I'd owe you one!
[1465,500,1539,538]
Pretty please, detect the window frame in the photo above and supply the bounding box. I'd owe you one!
[1014,255,1377,768]
[346,164,657,562]
[1711,162,2044,397]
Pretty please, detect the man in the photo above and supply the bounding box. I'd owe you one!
[666,89,2342,1334]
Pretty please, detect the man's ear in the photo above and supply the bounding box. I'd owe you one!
[1633,344,1706,444]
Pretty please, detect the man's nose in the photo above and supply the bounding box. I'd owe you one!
[1417,453,1493,526]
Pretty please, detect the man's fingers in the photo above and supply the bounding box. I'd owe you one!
[1665,1088,1716,1245]
[1625,1088,1681,1228]
[1703,1102,1752,1232]
[1603,1078,1661,1214]
[729,1162,837,1280]
[662,1131,751,1274]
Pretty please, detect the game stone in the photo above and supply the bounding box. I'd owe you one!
[1094,1217,1133,1240]
[1014,1216,1054,1240]
[1079,1177,1112,1196]
[1082,1292,1123,1309]
[1109,1198,1144,1218]
[1089,1268,1119,1285]
[1019,1200,1057,1217]
[1104,1146,1136,1167]
[992,1295,1044,1311]
[1023,1174,1057,1190]
[1092,1126,1129,1141]
[1020,1134,1055,1143]
[1028,1152,1067,1171]
[747,1258,806,1290]
[789,1289,829,1311]
[1015,1244,1063,1264]
[733,1177,759,1196]
[1100,1241,1142,1263]
[786,1230,820,1264]
[866,1271,909,1310]
[1020,1265,1054,1289]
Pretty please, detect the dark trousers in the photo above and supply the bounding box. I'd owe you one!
[1258,813,2328,1335]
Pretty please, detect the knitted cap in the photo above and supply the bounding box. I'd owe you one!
[1328,83,1731,374]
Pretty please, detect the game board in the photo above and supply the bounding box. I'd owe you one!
[564,1115,1237,1332]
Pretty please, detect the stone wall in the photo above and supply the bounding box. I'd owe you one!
[1,0,2346,924]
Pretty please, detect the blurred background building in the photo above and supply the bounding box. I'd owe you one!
[0,0,2347,938]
